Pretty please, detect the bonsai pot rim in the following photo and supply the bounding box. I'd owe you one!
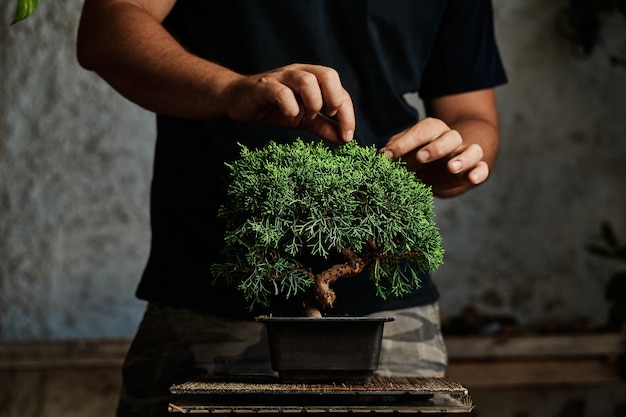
[255,316,395,323]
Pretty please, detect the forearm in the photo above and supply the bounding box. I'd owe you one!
[437,117,499,197]
[77,1,239,119]
[425,89,500,198]
[76,1,356,143]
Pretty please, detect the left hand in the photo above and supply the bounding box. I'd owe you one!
[379,89,500,198]
[380,117,489,196]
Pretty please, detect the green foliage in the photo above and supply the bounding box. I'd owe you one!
[211,139,444,311]
[12,0,40,24]
[587,221,626,330]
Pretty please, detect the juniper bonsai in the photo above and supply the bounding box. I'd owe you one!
[211,139,444,317]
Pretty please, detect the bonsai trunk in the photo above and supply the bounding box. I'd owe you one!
[304,248,370,318]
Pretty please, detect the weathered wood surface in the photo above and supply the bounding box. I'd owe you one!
[444,333,625,388]
[1,333,623,389]
[0,339,130,370]
[445,333,624,359]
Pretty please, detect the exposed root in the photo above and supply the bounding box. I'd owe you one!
[302,299,323,318]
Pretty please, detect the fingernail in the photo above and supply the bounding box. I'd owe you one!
[344,130,354,142]
[418,149,430,162]
[451,160,462,173]
[471,172,484,184]
[379,148,394,160]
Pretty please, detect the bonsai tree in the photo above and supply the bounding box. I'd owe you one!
[211,139,444,317]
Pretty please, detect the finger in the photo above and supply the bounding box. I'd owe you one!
[280,70,324,120]
[381,117,450,160]
[333,89,355,142]
[299,92,354,144]
[467,160,490,184]
[285,65,354,142]
[447,143,484,174]
[415,128,462,163]
[300,114,347,145]
[312,66,354,141]
[313,66,344,117]
[258,76,301,119]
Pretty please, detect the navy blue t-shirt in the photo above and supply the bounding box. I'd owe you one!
[136,0,507,318]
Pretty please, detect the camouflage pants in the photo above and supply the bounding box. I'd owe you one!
[116,302,447,417]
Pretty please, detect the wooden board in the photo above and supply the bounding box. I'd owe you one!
[445,333,625,359]
[444,333,625,389]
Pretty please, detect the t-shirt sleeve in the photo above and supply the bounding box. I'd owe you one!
[418,0,507,100]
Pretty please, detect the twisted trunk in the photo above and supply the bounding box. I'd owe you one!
[303,248,370,317]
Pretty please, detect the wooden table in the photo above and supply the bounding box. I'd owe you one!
[168,375,473,414]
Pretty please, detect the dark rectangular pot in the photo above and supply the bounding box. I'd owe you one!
[256,316,394,384]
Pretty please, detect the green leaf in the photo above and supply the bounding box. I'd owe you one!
[11,0,40,24]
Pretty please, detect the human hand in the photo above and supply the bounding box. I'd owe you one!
[220,64,355,145]
[380,117,490,197]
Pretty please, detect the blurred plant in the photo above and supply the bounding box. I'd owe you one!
[557,0,626,65]
[587,221,626,330]
[12,0,40,24]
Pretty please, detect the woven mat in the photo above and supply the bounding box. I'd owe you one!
[172,375,466,394]
[169,375,473,414]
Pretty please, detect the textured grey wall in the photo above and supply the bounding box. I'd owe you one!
[436,2,626,326]
[1,1,625,340]
[1,1,154,339]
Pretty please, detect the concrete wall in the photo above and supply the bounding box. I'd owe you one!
[0,1,153,339]
[436,1,626,328]
[1,0,626,340]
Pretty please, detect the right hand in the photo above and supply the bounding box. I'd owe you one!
[220,64,355,145]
